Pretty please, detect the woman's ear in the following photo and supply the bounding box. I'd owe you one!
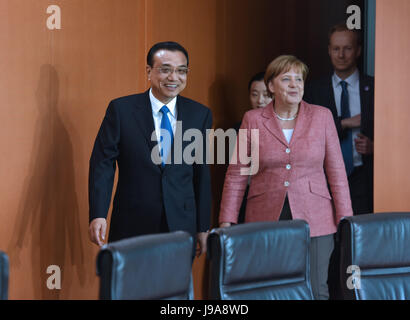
[268,80,275,96]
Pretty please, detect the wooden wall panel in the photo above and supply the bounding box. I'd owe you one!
[374,0,410,212]
[0,0,142,299]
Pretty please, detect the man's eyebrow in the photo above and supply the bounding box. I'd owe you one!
[160,63,188,67]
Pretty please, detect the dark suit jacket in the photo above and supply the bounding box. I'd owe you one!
[89,90,212,242]
[304,73,374,143]
[304,73,374,207]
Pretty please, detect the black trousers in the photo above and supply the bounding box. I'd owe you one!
[349,165,373,215]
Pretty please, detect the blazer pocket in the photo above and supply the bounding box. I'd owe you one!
[309,181,332,200]
[247,184,268,200]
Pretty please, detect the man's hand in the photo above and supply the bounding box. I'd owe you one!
[341,114,361,129]
[196,232,209,258]
[89,218,107,247]
[355,133,374,155]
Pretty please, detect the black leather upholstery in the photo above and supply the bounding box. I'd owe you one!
[339,212,410,300]
[207,221,314,300]
[97,231,194,300]
[0,251,8,300]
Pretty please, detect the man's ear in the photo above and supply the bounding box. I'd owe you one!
[356,45,362,58]
[146,65,151,80]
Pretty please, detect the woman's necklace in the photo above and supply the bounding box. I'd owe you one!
[273,108,298,121]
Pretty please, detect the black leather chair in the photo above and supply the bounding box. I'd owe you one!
[338,212,410,300]
[0,251,9,300]
[97,231,194,300]
[207,221,314,300]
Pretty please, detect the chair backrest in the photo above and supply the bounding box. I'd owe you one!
[338,212,410,300]
[0,251,8,300]
[97,231,194,300]
[207,221,313,300]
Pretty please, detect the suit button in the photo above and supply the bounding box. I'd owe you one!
[284,181,290,187]
[286,148,291,153]
[286,164,291,170]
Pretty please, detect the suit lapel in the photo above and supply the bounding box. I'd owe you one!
[262,100,312,147]
[132,90,162,171]
[289,100,311,146]
[262,102,289,147]
[359,75,371,117]
[326,76,338,118]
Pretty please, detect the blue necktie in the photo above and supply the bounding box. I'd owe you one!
[160,106,173,167]
[340,81,354,176]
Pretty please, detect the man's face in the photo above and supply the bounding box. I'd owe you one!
[147,50,188,104]
[328,31,361,75]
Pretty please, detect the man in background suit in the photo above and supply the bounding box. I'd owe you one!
[304,24,374,215]
[88,41,212,257]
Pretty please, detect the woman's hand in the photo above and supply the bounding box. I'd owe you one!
[219,222,232,228]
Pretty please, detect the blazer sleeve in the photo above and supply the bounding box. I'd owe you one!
[193,108,213,233]
[88,101,120,223]
[219,112,253,224]
[323,108,353,223]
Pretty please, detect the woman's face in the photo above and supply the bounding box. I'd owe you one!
[249,80,272,109]
[268,67,304,106]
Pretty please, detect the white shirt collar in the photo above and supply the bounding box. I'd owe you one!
[332,68,359,88]
[149,88,177,118]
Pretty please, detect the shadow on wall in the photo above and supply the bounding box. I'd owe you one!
[8,65,85,299]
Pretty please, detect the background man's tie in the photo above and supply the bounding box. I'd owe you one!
[340,80,354,176]
[160,106,173,167]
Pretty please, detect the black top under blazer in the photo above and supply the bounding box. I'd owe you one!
[89,90,213,242]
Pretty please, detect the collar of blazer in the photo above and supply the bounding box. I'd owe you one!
[261,100,312,147]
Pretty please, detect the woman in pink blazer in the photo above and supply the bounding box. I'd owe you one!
[219,55,353,300]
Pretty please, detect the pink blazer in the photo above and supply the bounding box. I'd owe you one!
[219,100,353,237]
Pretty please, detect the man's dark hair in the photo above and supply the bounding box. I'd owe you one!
[328,23,362,46]
[147,41,189,67]
[248,72,266,91]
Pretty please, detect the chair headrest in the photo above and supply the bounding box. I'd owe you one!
[97,231,193,299]
[339,212,410,268]
[208,221,310,284]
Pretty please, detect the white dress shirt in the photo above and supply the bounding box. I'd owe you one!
[332,69,363,167]
[149,89,177,144]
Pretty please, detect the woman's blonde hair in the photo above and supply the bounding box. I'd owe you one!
[264,55,309,96]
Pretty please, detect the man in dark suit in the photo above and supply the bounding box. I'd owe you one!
[88,42,212,257]
[304,24,374,215]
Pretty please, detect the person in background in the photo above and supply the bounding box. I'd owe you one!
[249,71,273,110]
[219,55,353,299]
[234,72,272,131]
